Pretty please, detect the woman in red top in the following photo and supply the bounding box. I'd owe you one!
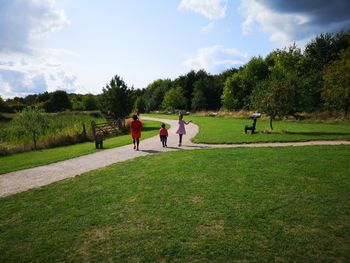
[130,115,142,150]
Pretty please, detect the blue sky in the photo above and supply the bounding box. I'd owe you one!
[1,0,349,98]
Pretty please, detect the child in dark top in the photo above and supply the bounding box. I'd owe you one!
[159,123,168,147]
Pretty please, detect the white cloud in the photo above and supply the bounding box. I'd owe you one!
[0,0,84,98]
[201,22,215,33]
[0,0,69,53]
[0,52,83,98]
[185,45,248,73]
[178,0,228,20]
[239,0,350,44]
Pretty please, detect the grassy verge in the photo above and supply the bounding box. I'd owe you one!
[0,120,163,174]
[144,113,350,143]
[0,146,349,262]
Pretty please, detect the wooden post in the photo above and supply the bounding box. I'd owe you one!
[82,123,87,141]
[91,121,98,149]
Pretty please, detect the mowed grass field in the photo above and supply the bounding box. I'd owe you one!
[144,114,350,144]
[0,146,349,262]
[0,120,163,174]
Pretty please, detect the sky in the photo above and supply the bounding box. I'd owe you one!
[0,0,350,98]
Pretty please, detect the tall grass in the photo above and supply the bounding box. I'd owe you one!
[0,111,106,155]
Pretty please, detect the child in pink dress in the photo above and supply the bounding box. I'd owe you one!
[176,114,191,147]
[159,123,168,147]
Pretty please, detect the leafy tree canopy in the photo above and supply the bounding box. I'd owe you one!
[12,107,48,150]
[322,48,350,116]
[162,86,187,111]
[99,75,133,119]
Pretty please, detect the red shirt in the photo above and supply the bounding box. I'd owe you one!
[159,128,168,136]
[130,120,142,138]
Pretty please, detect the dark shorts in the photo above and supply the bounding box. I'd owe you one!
[160,135,167,142]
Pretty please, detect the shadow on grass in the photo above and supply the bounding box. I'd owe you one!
[284,131,350,136]
[142,127,160,132]
[183,145,211,149]
[140,149,161,154]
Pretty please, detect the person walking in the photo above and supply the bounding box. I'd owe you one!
[159,123,168,147]
[176,114,191,147]
[130,115,142,151]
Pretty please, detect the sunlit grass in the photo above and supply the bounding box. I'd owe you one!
[0,120,163,174]
[1,146,349,262]
[144,113,350,143]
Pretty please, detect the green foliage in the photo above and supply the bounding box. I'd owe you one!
[11,107,48,150]
[222,57,268,110]
[0,96,5,113]
[162,86,187,111]
[99,75,133,119]
[82,94,98,110]
[133,96,146,113]
[171,69,223,110]
[0,112,105,155]
[143,79,171,111]
[191,83,207,111]
[302,31,350,110]
[252,46,303,129]
[70,94,84,111]
[322,48,350,116]
[173,70,197,110]
[45,90,72,112]
[221,72,244,110]
[3,97,25,112]
[0,120,163,174]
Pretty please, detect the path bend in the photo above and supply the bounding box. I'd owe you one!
[1,116,349,198]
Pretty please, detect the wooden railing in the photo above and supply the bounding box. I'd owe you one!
[91,119,123,149]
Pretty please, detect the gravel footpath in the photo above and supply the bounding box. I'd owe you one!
[1,116,349,198]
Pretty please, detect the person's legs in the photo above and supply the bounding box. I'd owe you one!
[136,138,140,150]
[165,137,167,147]
[133,138,136,149]
[178,134,183,146]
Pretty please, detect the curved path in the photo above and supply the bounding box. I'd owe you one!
[1,117,349,198]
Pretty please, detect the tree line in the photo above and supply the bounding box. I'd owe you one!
[1,30,349,125]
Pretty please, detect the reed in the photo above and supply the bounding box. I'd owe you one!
[0,111,105,155]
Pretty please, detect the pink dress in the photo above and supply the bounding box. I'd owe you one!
[176,120,186,135]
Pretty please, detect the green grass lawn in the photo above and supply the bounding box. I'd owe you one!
[144,114,350,144]
[0,120,163,174]
[0,146,349,262]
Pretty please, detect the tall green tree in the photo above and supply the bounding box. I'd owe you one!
[191,84,207,111]
[134,96,146,113]
[45,90,71,112]
[302,31,350,111]
[99,75,133,119]
[0,96,5,113]
[173,70,197,110]
[252,47,302,129]
[322,48,350,117]
[162,86,187,111]
[82,94,98,111]
[5,97,25,112]
[143,79,171,111]
[221,72,244,110]
[222,57,268,110]
[12,107,48,150]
